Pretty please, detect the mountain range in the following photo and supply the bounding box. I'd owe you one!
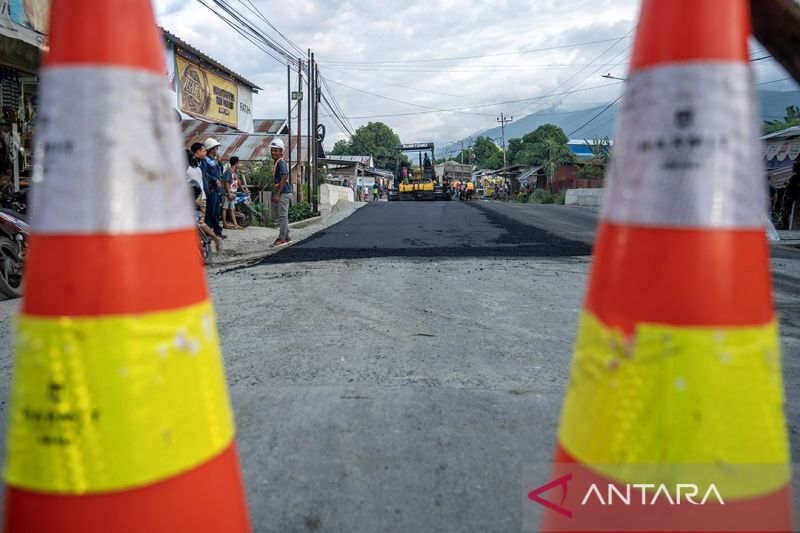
[439,89,800,157]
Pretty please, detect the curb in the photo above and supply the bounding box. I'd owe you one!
[288,216,323,229]
[207,203,365,268]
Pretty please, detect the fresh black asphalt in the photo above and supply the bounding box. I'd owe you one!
[258,201,595,265]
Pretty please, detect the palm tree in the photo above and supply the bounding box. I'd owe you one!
[539,138,576,192]
[764,105,800,134]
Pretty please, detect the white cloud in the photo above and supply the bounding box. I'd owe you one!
[154,0,797,149]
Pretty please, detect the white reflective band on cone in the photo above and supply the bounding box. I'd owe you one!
[31,67,194,235]
[601,63,765,229]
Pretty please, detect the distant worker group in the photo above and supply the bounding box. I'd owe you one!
[451,179,475,201]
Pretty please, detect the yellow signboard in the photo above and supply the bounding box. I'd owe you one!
[176,55,238,128]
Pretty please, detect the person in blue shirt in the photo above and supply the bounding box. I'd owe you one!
[201,138,225,239]
[270,138,293,247]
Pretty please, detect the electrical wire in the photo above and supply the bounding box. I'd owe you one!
[321,37,634,65]
[334,82,624,120]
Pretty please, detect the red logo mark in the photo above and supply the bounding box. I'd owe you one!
[528,473,573,518]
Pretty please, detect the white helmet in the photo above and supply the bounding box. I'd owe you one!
[203,138,221,151]
[269,138,285,152]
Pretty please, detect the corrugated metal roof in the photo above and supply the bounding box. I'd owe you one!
[162,28,262,91]
[180,119,287,138]
[768,166,793,188]
[762,125,800,141]
[254,120,288,134]
[182,130,315,164]
[324,155,374,167]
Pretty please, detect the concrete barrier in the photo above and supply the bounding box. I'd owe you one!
[565,188,605,208]
[319,184,355,215]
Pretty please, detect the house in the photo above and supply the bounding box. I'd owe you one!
[763,126,800,189]
[320,156,393,190]
[538,139,613,193]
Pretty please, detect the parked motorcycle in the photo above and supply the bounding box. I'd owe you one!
[0,209,29,298]
[187,180,215,266]
[198,226,213,265]
[0,184,27,217]
[234,191,262,228]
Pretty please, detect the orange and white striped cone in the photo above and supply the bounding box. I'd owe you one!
[540,1,794,532]
[2,1,251,531]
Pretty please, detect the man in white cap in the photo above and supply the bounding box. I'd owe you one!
[270,138,292,247]
[201,138,225,239]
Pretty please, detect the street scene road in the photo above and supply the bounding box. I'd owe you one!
[3,0,800,531]
[4,201,793,532]
[1,200,800,531]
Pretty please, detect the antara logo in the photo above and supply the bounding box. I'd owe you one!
[529,473,725,518]
[581,483,725,506]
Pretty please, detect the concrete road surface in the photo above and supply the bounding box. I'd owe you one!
[0,201,798,532]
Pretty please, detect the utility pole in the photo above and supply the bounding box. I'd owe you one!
[497,113,513,169]
[296,59,303,203]
[307,50,312,207]
[452,138,472,165]
[312,53,320,215]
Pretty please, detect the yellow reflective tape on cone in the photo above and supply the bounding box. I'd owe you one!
[559,313,791,500]
[3,301,235,494]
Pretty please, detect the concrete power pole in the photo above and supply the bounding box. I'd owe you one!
[307,50,312,209]
[296,59,303,203]
[313,55,320,215]
[497,113,513,168]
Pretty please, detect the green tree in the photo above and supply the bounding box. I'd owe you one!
[505,124,576,188]
[511,123,572,167]
[764,105,800,134]
[241,160,273,190]
[577,136,611,180]
[330,122,405,170]
[471,136,504,169]
[539,137,576,192]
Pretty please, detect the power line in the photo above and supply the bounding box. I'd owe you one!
[568,95,623,137]
[238,0,306,57]
[317,64,632,74]
[323,66,483,100]
[336,81,624,120]
[195,0,289,66]
[515,26,636,118]
[324,77,498,117]
[317,73,356,136]
[320,36,633,65]
[758,77,795,86]
[510,28,635,117]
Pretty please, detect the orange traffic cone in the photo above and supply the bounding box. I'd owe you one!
[539,0,794,531]
[2,1,250,531]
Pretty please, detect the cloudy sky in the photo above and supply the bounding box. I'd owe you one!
[154,0,798,149]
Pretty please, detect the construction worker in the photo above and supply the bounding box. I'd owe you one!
[466,180,475,201]
[270,138,292,247]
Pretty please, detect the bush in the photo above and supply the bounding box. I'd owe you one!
[530,188,555,204]
[515,192,529,203]
[251,202,269,226]
[241,160,273,191]
[288,201,313,223]
[554,191,566,205]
